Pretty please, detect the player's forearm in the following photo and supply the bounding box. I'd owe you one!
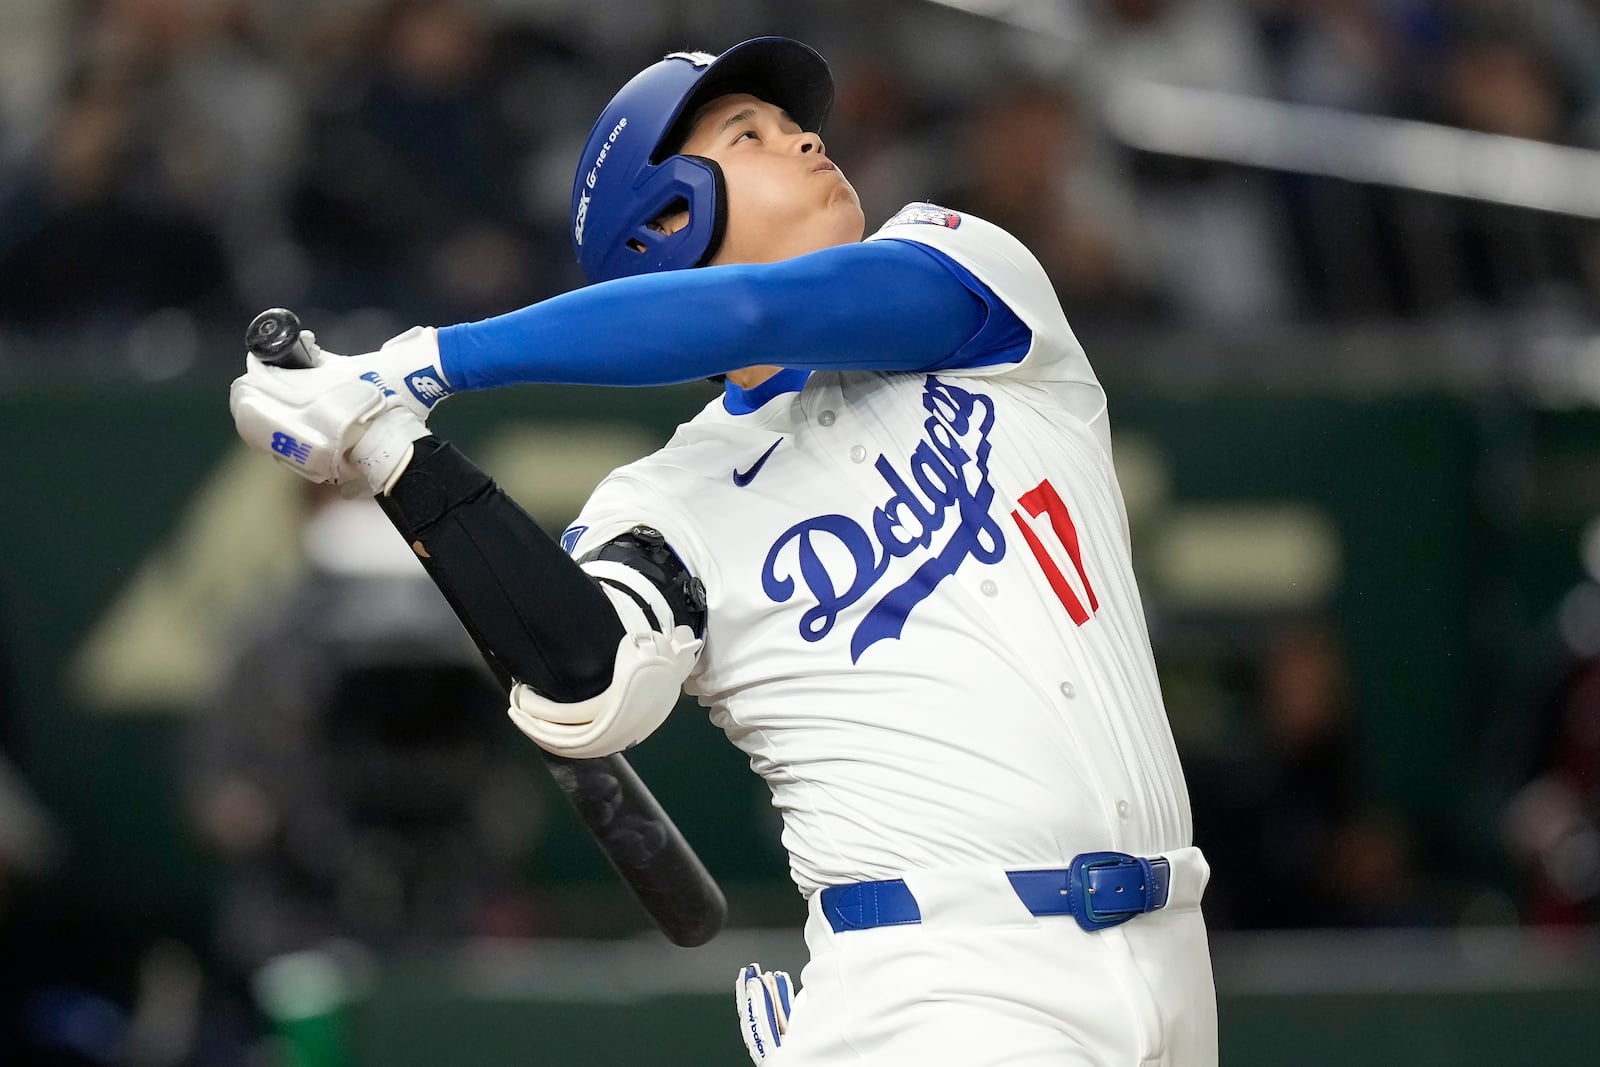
[436,240,992,389]
[377,437,626,700]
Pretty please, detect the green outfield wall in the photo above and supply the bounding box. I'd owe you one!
[1,376,1595,953]
[254,929,1600,1066]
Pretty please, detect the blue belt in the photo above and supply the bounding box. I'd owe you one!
[819,851,1171,934]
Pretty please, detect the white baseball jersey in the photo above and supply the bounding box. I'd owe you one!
[563,204,1192,896]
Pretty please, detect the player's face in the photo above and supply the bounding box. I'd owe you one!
[679,93,865,264]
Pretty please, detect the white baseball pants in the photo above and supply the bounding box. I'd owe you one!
[770,847,1217,1066]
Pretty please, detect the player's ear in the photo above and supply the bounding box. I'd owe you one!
[646,200,692,239]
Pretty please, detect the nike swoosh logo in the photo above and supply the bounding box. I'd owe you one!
[732,438,783,487]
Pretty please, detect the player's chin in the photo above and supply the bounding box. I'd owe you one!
[824,182,866,240]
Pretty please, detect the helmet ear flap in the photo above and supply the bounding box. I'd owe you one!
[682,156,728,268]
[606,155,728,280]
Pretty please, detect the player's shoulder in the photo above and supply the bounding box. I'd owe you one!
[868,202,1083,367]
[868,202,1056,312]
[866,202,1036,267]
[560,452,691,564]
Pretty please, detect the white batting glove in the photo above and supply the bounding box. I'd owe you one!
[349,325,453,421]
[250,325,453,423]
[350,407,432,495]
[230,355,430,494]
[735,963,792,1064]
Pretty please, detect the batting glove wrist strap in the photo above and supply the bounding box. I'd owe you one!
[359,326,453,421]
[350,408,432,496]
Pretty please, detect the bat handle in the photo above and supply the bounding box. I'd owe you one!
[246,308,315,368]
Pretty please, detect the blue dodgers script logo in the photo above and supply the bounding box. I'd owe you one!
[761,377,1005,662]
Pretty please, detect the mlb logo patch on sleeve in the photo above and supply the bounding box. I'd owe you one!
[885,202,961,229]
[559,525,588,555]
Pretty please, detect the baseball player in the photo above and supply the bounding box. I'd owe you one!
[229,37,1217,1065]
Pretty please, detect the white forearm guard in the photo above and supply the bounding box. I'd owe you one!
[506,624,701,758]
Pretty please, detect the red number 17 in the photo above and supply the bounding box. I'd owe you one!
[1011,478,1098,625]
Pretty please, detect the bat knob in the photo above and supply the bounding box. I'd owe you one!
[246,308,308,367]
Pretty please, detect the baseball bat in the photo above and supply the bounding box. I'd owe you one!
[245,308,728,947]
[245,308,318,369]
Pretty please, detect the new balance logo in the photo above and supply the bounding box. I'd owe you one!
[406,372,448,409]
[270,432,312,465]
[359,371,396,397]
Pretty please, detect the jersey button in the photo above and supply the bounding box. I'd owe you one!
[849,444,867,463]
[1059,681,1076,699]
[818,410,836,426]
[980,580,998,597]
[1117,800,1131,820]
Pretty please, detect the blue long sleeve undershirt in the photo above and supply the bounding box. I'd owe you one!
[436,238,1030,391]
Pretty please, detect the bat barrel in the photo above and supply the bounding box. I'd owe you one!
[543,752,729,947]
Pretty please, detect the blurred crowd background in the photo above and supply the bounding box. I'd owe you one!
[2,0,1600,1065]
[3,0,1600,363]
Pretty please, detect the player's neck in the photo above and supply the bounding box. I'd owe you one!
[726,365,782,389]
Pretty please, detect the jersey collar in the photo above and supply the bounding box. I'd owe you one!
[721,367,810,415]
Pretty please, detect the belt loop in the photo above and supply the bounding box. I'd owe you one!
[820,878,922,932]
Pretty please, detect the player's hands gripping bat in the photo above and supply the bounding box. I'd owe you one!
[241,309,728,947]
[235,308,454,491]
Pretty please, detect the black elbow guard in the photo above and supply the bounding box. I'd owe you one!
[578,525,708,640]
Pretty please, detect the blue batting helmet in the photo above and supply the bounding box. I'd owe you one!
[570,37,834,285]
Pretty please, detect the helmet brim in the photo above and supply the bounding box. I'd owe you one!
[652,37,834,163]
